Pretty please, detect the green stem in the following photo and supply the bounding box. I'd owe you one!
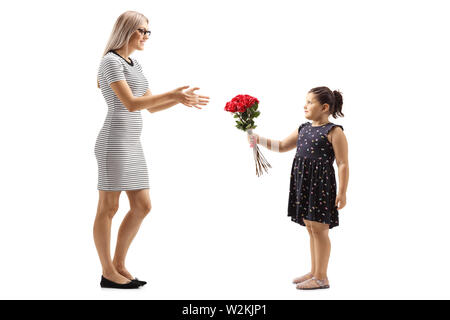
[237,113,247,129]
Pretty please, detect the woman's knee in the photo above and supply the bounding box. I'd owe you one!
[98,202,120,219]
[132,201,152,217]
[140,201,152,215]
[127,189,151,217]
[97,191,121,218]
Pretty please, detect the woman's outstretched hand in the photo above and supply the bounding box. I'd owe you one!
[172,86,210,109]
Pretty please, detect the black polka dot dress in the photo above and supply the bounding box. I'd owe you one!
[288,122,344,229]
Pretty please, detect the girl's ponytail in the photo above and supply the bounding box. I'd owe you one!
[332,90,344,118]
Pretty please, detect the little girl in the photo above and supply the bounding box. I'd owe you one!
[249,86,349,290]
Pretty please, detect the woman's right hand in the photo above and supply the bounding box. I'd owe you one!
[172,86,210,109]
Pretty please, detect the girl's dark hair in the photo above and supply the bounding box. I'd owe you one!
[309,86,344,118]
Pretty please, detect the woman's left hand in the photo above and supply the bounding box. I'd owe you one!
[335,193,346,210]
[183,87,210,109]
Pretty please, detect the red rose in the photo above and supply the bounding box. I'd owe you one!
[224,101,237,112]
[224,94,258,113]
[237,103,246,112]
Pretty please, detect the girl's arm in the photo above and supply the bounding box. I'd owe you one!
[248,129,298,153]
[330,127,349,209]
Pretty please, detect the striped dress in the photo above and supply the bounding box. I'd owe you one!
[94,50,150,191]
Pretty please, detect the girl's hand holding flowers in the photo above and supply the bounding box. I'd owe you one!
[248,133,259,148]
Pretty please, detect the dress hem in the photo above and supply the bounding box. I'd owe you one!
[97,186,150,191]
[288,216,338,229]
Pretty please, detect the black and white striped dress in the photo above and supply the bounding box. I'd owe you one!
[94,50,150,191]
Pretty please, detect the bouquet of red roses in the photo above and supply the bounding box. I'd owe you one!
[225,94,271,176]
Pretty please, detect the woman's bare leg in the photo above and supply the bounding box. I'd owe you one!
[113,188,151,280]
[293,218,315,283]
[93,190,131,284]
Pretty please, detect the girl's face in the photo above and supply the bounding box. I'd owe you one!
[304,92,329,120]
[130,23,150,51]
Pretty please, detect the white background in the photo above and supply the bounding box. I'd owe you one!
[0,0,449,300]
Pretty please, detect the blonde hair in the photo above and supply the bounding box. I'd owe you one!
[97,11,149,88]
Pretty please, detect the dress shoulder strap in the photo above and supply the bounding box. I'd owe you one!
[298,122,309,133]
[325,123,344,134]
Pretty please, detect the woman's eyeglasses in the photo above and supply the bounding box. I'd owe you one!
[137,28,151,37]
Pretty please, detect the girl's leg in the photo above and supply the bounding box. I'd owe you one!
[296,220,330,289]
[112,188,152,280]
[93,190,131,284]
[293,218,315,283]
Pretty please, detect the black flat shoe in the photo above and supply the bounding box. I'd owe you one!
[133,278,147,286]
[100,276,141,289]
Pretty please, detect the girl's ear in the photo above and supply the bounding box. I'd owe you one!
[322,103,330,113]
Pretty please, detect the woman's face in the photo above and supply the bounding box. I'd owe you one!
[130,23,150,51]
[304,92,329,120]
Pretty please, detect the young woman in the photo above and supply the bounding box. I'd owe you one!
[94,11,209,289]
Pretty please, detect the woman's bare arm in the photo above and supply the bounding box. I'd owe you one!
[109,81,208,112]
[142,89,178,113]
[143,88,209,113]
